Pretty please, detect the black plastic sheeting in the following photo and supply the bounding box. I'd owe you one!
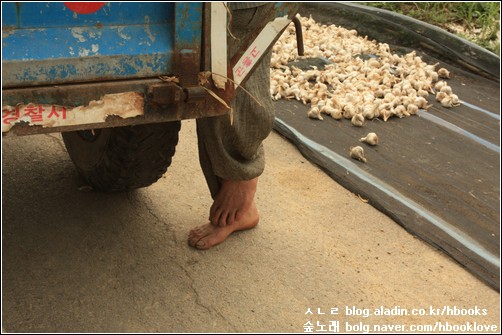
[273,3,500,291]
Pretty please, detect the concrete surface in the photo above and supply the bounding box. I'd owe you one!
[2,119,500,333]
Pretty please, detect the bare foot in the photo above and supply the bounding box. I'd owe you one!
[209,178,258,226]
[189,202,259,250]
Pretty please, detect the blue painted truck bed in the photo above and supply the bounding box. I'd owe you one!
[2,2,193,87]
[2,2,301,136]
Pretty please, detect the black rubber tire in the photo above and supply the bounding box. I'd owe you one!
[61,121,181,192]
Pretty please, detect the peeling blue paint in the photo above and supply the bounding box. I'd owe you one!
[2,2,179,87]
[1,2,172,29]
[174,3,202,50]
[2,2,298,87]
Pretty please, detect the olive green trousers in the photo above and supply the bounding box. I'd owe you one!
[196,4,275,198]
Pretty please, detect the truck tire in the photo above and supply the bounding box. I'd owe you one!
[61,121,181,192]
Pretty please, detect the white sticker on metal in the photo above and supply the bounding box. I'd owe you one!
[211,2,228,89]
[232,15,292,87]
[2,92,144,133]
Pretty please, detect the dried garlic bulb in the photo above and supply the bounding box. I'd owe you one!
[441,98,454,108]
[436,91,447,102]
[307,106,323,120]
[439,85,453,95]
[437,68,450,79]
[450,94,461,105]
[434,80,448,91]
[360,132,379,146]
[407,104,419,115]
[380,109,394,122]
[320,105,337,116]
[440,94,461,108]
[349,146,367,163]
[415,97,430,109]
[417,89,429,98]
[393,105,407,118]
[351,114,365,127]
[362,107,376,120]
[330,109,343,120]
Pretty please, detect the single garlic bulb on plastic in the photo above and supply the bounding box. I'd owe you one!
[415,96,430,109]
[380,109,394,122]
[307,106,323,120]
[440,95,461,108]
[349,146,367,163]
[439,85,453,95]
[330,109,343,120]
[441,97,454,108]
[359,132,379,146]
[320,105,337,117]
[407,104,419,115]
[436,91,447,102]
[434,80,447,91]
[351,114,365,127]
[450,94,461,105]
[437,68,450,79]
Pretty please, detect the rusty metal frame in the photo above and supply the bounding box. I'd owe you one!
[2,78,227,136]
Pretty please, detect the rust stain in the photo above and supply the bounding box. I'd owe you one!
[2,26,16,38]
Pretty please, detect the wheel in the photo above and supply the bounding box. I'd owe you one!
[61,121,181,192]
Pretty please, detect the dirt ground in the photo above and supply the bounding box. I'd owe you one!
[2,119,500,333]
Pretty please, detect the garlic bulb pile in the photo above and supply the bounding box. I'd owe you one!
[270,15,462,124]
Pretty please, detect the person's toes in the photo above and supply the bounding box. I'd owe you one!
[188,228,201,241]
[227,211,236,226]
[195,231,226,250]
[188,226,206,247]
[188,224,225,249]
[209,203,221,225]
[189,234,208,248]
[195,239,207,249]
[219,211,231,226]
[188,233,199,247]
[190,233,213,250]
[187,224,229,250]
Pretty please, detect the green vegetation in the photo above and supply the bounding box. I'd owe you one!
[358,2,500,55]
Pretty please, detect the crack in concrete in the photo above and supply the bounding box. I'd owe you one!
[126,192,234,330]
[143,198,162,224]
[138,193,180,245]
[174,260,237,332]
